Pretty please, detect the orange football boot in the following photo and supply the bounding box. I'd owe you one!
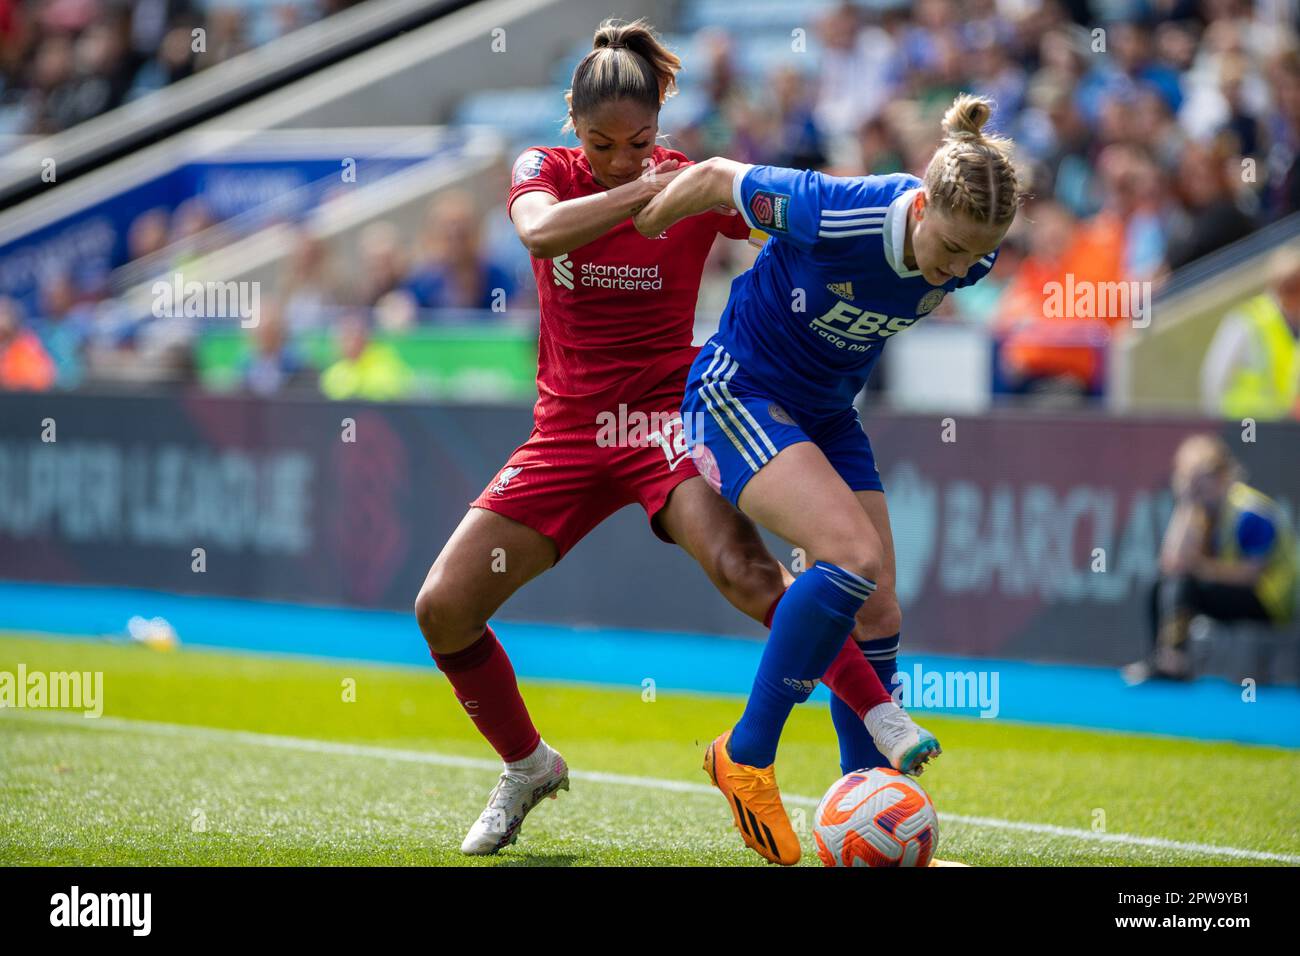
[703,731,802,865]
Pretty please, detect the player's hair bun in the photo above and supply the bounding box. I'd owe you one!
[564,19,681,132]
[941,93,993,143]
[924,92,1022,226]
[592,22,633,51]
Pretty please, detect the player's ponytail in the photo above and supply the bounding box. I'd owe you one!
[564,19,680,132]
[923,93,1022,227]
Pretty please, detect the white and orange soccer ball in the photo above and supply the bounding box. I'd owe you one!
[813,767,938,867]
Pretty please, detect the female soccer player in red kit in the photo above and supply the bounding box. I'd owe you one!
[414,19,937,861]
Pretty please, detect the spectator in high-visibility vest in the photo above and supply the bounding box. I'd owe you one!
[1200,247,1300,421]
[1123,434,1297,684]
[320,312,413,403]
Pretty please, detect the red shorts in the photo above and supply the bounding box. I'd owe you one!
[471,408,698,560]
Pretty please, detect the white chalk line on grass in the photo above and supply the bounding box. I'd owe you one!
[4,710,1297,865]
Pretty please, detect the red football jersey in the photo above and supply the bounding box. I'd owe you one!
[508,145,751,432]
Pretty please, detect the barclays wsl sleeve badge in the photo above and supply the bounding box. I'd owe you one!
[748,191,789,232]
[917,289,946,315]
[513,149,547,184]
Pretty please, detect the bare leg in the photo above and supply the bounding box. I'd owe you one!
[414,507,557,654]
[847,490,903,641]
[416,507,573,856]
[737,442,884,581]
[655,475,791,624]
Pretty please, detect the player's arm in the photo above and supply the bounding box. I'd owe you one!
[1159,502,1206,575]
[1190,510,1276,586]
[511,158,682,259]
[632,157,748,238]
[1191,556,1268,586]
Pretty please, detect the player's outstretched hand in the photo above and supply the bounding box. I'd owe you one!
[630,159,682,218]
[638,158,682,197]
[634,156,740,237]
[641,157,680,183]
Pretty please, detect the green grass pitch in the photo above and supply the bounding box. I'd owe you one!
[1,632,1297,866]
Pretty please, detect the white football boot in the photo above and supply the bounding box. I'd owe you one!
[863,702,942,775]
[460,739,570,855]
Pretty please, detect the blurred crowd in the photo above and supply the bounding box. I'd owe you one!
[3,0,1300,412]
[0,185,536,399]
[0,0,362,136]
[672,0,1300,403]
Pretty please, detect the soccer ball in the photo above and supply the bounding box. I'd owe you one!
[813,767,938,867]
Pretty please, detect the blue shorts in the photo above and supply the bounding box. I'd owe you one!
[682,342,883,507]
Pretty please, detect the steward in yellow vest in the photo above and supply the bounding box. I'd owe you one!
[1213,481,1296,625]
[1123,435,1297,684]
[1218,293,1300,420]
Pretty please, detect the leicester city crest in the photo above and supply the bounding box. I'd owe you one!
[917,289,946,315]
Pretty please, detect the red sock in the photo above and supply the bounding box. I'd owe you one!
[823,636,892,715]
[764,589,891,717]
[430,627,540,763]
[762,591,785,629]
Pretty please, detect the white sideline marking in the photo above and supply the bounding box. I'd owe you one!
[5,710,1298,865]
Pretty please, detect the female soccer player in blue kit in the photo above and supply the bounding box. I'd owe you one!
[634,93,1022,864]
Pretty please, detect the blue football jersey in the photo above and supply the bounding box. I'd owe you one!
[720,166,999,415]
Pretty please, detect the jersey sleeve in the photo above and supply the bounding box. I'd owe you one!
[507,147,569,217]
[732,165,891,251]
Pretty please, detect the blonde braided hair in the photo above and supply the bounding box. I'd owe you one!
[924,93,1021,227]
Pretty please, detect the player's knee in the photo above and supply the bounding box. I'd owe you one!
[818,549,882,589]
[712,540,784,607]
[412,585,446,646]
[855,588,902,640]
[414,578,483,654]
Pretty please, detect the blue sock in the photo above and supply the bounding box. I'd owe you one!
[729,562,876,768]
[830,633,901,775]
